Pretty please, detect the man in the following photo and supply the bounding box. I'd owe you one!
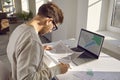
[7,2,69,80]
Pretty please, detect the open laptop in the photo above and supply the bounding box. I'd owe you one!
[71,29,104,59]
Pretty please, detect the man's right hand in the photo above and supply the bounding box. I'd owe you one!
[58,63,69,74]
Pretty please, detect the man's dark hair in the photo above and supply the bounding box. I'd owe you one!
[37,2,64,24]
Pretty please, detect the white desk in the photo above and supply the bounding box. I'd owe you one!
[44,39,120,80]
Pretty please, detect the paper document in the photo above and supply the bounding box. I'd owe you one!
[58,52,84,64]
[72,71,120,80]
[57,71,120,80]
[49,40,73,54]
[48,40,83,64]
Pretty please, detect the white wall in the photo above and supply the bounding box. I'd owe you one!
[85,0,109,32]
[14,0,22,13]
[99,0,109,31]
[52,0,88,42]
[107,0,120,33]
[51,0,112,42]
[76,0,88,40]
[15,0,88,42]
[28,0,36,16]
[51,0,77,41]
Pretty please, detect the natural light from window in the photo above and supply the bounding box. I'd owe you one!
[36,0,44,14]
[36,0,52,14]
[108,0,120,33]
[21,0,29,12]
[87,0,102,32]
[111,0,120,28]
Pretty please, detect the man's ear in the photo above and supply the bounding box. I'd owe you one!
[46,18,53,25]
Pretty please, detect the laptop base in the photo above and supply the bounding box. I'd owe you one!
[71,47,98,59]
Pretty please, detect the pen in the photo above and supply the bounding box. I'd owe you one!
[67,64,72,69]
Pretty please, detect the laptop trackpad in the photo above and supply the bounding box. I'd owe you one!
[72,57,96,66]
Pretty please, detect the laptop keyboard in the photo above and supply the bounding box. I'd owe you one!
[79,52,95,58]
[79,52,91,58]
[71,47,96,58]
[71,47,83,52]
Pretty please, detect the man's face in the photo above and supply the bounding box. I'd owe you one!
[39,20,58,35]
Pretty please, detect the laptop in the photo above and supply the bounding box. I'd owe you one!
[71,29,104,59]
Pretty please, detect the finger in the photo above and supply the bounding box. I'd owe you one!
[62,63,71,69]
[60,63,69,68]
[44,45,53,50]
[46,47,52,50]
[47,46,52,50]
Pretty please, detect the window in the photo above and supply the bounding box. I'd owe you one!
[111,0,120,28]
[36,0,52,14]
[107,0,120,33]
[21,0,29,12]
[36,0,44,14]
[87,0,102,31]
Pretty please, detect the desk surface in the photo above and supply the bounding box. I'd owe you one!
[44,39,120,80]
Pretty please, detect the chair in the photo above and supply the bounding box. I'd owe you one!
[0,13,9,35]
[0,61,10,80]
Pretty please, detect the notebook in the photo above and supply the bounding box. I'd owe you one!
[71,29,104,59]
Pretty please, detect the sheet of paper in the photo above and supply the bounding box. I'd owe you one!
[49,40,73,54]
[71,71,120,80]
[58,52,84,64]
[57,71,120,80]
[47,40,84,64]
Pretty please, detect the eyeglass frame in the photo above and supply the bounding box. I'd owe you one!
[46,16,58,31]
[52,20,58,31]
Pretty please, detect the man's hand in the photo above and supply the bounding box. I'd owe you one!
[43,45,52,50]
[58,63,69,74]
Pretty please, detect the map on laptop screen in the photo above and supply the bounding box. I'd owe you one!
[78,29,104,56]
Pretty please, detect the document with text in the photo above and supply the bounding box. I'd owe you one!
[49,40,83,64]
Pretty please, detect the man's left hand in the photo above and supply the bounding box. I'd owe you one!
[43,45,52,50]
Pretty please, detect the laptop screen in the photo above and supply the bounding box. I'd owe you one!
[78,29,104,56]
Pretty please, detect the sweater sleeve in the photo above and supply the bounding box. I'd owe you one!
[15,36,61,80]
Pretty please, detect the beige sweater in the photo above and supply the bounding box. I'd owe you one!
[7,24,60,80]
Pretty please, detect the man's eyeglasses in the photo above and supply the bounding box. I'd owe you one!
[52,21,58,31]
